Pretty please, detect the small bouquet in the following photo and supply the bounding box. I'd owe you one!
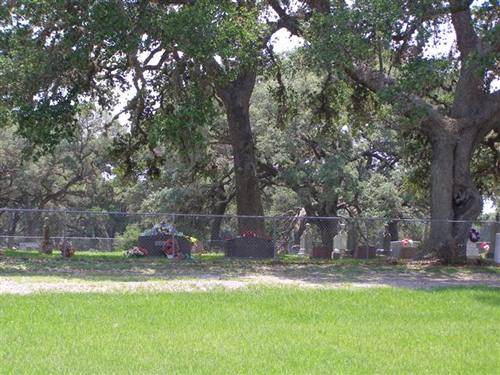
[59,239,76,258]
[241,230,257,238]
[402,239,412,247]
[126,247,148,257]
[479,242,490,253]
[469,228,480,243]
[163,238,184,259]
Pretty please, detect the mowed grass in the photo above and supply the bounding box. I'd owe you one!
[1,287,499,374]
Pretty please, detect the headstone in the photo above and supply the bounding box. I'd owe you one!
[333,224,348,255]
[311,246,332,259]
[494,233,500,265]
[331,249,341,259]
[390,241,403,258]
[382,225,391,255]
[299,224,313,256]
[225,237,274,258]
[354,245,376,259]
[391,240,420,259]
[466,239,480,260]
[489,216,500,258]
[138,234,192,257]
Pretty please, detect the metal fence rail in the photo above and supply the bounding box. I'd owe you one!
[0,208,498,258]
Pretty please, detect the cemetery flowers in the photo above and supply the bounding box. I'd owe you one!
[241,230,257,238]
[126,247,149,257]
[469,228,480,242]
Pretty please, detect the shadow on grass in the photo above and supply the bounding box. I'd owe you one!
[1,250,499,288]
[473,294,500,307]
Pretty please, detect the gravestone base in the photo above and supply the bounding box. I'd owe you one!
[311,246,332,259]
[466,240,480,260]
[225,237,274,258]
[399,247,417,259]
[494,233,500,265]
[355,246,376,259]
[391,240,420,259]
[331,249,341,259]
[138,234,192,257]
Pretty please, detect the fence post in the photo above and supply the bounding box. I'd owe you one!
[489,214,500,259]
[272,216,278,261]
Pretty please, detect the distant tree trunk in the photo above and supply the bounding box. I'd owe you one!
[317,218,337,249]
[388,220,399,241]
[293,219,307,245]
[209,197,231,244]
[7,211,19,248]
[215,69,265,236]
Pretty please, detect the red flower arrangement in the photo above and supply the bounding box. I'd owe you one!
[479,242,490,253]
[59,239,75,258]
[163,238,184,259]
[126,246,148,257]
[241,230,257,238]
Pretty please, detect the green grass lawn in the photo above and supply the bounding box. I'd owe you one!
[1,287,499,374]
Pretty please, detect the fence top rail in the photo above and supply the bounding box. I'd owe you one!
[0,235,114,240]
[0,207,498,224]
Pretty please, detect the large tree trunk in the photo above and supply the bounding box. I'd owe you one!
[317,218,337,249]
[215,70,265,236]
[429,128,482,263]
[308,204,339,248]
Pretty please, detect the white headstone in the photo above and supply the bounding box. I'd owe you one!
[494,233,500,265]
[300,224,313,256]
[333,231,348,253]
[391,241,403,258]
[331,249,341,259]
[466,239,480,259]
[390,240,420,258]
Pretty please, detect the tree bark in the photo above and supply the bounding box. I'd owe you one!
[215,70,266,236]
[209,198,231,245]
[7,211,19,248]
[317,218,337,249]
[429,127,482,262]
[388,220,399,241]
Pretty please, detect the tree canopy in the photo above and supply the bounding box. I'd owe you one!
[1,0,499,262]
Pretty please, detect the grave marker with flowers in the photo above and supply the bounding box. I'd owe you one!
[225,230,274,258]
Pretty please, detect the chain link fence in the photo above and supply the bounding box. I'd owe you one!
[0,208,498,259]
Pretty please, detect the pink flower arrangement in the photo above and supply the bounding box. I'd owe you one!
[241,230,257,238]
[479,242,490,253]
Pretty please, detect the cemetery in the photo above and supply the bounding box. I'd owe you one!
[1,0,499,373]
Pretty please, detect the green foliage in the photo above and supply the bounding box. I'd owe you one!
[148,86,217,161]
[114,223,141,250]
[0,108,113,209]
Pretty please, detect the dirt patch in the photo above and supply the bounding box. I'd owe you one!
[1,254,498,294]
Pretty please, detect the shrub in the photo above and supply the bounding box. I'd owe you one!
[115,224,141,250]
